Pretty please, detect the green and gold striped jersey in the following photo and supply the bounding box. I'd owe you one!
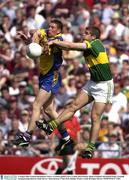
[84,39,112,82]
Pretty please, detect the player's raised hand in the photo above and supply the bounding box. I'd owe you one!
[17,31,28,41]
[16,31,31,44]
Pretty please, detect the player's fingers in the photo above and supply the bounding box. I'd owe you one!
[17,32,28,39]
[17,31,23,35]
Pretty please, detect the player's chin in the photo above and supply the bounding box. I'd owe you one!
[48,32,53,37]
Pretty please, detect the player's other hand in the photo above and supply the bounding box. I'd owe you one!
[17,31,27,39]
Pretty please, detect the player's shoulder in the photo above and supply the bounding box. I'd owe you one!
[57,36,63,41]
[54,33,63,41]
[91,39,102,46]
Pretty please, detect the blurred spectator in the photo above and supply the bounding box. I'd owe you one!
[110,63,120,81]
[122,77,129,100]
[62,24,73,42]
[97,133,120,158]
[102,12,126,42]
[65,77,77,97]
[0,129,6,154]
[1,0,16,25]
[0,15,11,37]
[24,5,45,30]
[55,84,69,109]
[13,55,30,80]
[0,86,11,108]
[9,8,26,39]
[9,118,20,136]
[101,0,114,25]
[9,78,20,96]
[42,15,53,29]
[52,0,72,19]
[8,96,21,119]
[12,8,25,28]
[110,12,126,41]
[98,116,109,142]
[0,107,11,136]
[17,93,32,111]
[121,101,129,135]
[19,110,30,132]
[112,82,127,113]
[121,60,129,82]
[72,4,90,27]
[121,7,129,26]
[80,127,90,144]
[80,109,91,126]
[123,23,129,45]
[0,61,10,90]
[116,43,129,65]
[91,13,101,28]
[0,39,13,62]
[39,1,53,19]
[104,82,127,124]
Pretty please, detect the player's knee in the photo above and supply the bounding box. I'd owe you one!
[91,113,100,123]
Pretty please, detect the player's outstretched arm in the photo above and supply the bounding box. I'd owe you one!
[48,40,87,51]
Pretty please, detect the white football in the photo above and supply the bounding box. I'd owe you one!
[26,42,42,59]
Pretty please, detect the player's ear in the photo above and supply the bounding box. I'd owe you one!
[57,29,61,34]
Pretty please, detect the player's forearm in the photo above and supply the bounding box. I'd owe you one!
[54,41,87,51]
[32,31,40,44]
[76,132,81,144]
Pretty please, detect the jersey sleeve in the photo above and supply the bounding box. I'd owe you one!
[84,39,105,57]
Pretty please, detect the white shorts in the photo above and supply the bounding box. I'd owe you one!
[82,79,114,103]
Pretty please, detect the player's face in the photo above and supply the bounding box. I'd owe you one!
[48,23,60,37]
[82,29,93,41]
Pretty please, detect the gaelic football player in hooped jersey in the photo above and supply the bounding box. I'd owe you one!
[36,26,114,158]
[14,19,74,150]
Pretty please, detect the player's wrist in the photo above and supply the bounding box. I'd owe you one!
[87,142,95,149]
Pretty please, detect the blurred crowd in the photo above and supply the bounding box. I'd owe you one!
[0,0,129,158]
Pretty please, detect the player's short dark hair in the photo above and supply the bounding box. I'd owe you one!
[86,26,101,39]
[51,19,63,32]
